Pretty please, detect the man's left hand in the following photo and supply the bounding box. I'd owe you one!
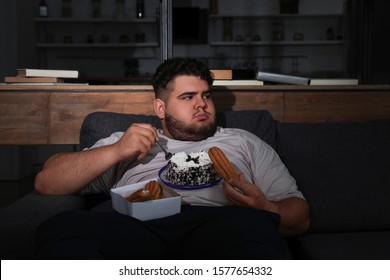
[222,173,276,212]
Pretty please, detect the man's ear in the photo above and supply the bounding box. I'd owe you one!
[153,99,165,119]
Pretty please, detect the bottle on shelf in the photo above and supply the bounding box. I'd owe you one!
[326,27,335,40]
[272,21,284,41]
[91,0,101,18]
[136,0,145,18]
[62,0,72,18]
[209,0,218,15]
[38,0,48,18]
[223,17,233,41]
[115,0,126,19]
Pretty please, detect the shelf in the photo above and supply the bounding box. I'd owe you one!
[209,14,343,20]
[36,42,159,48]
[34,17,157,23]
[210,40,344,46]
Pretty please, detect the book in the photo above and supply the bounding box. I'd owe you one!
[211,69,232,80]
[17,68,79,79]
[309,79,359,85]
[4,76,64,83]
[1,82,88,86]
[211,69,256,80]
[213,80,264,86]
[257,71,310,85]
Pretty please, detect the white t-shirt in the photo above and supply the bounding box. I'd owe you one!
[81,127,304,206]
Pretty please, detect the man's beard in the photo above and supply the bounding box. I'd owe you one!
[165,112,217,141]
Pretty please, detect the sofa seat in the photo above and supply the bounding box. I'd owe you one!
[0,191,85,259]
[291,231,390,259]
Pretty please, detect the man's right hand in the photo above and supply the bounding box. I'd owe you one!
[113,123,159,161]
[35,123,159,195]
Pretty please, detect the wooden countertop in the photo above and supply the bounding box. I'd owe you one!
[1,84,389,92]
[1,84,390,145]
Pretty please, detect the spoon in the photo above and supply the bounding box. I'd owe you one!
[155,141,173,160]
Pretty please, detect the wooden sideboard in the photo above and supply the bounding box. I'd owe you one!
[1,84,390,145]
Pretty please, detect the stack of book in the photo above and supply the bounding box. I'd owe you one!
[3,69,81,85]
[210,70,359,86]
[256,71,359,86]
[211,69,264,86]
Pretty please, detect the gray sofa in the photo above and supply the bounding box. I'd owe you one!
[1,110,390,259]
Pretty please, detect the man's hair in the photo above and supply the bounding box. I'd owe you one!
[151,57,213,100]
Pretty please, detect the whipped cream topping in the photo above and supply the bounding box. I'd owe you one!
[170,151,211,169]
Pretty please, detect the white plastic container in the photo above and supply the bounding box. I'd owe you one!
[110,179,181,221]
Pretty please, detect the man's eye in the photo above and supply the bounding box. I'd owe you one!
[203,93,211,99]
[182,95,192,100]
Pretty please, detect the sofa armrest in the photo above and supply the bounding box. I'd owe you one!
[0,191,86,259]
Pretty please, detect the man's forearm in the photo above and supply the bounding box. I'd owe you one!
[35,145,121,195]
[270,197,310,236]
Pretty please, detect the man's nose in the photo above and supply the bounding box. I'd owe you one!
[194,95,206,109]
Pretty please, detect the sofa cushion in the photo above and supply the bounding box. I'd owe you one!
[289,231,390,259]
[276,119,390,233]
[80,112,162,150]
[80,110,277,150]
[0,192,85,259]
[216,110,277,149]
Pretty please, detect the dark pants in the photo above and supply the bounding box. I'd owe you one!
[34,205,289,259]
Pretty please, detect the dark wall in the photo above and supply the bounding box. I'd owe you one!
[348,0,390,84]
[369,0,390,83]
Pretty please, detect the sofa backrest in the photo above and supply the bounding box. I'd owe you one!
[80,111,390,233]
[276,119,390,233]
[80,112,162,150]
[80,110,277,150]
